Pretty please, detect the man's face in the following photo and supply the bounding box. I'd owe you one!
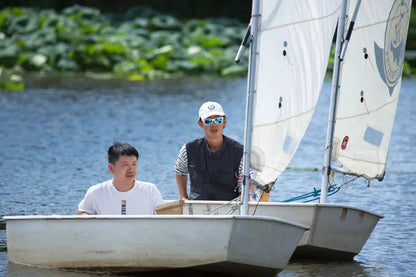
[109,155,138,183]
[199,115,227,139]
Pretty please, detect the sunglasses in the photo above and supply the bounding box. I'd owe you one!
[203,117,224,126]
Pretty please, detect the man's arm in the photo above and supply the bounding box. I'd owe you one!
[175,173,188,200]
[174,144,189,200]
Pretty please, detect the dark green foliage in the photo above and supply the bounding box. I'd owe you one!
[0,4,415,90]
[0,5,249,87]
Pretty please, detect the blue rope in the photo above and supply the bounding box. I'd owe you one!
[281,184,340,203]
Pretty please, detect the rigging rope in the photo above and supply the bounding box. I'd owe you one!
[201,175,363,216]
[280,175,361,203]
[281,183,341,203]
[201,197,241,215]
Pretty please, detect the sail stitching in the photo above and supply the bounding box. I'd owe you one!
[337,96,398,120]
[352,7,411,31]
[253,106,316,128]
[261,4,341,32]
[336,153,386,166]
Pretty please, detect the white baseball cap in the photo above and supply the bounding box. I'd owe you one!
[198,101,225,120]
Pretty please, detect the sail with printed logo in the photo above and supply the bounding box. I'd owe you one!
[330,0,411,180]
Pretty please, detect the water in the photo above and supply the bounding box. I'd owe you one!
[0,76,415,276]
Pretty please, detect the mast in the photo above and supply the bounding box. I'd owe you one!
[241,0,260,215]
[320,0,361,203]
[320,0,348,203]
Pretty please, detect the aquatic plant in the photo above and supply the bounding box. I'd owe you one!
[1,5,415,90]
[0,5,248,89]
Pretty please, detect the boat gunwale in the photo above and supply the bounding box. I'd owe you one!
[181,200,384,218]
[2,214,309,230]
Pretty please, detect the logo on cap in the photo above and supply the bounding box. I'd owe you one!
[208,104,215,110]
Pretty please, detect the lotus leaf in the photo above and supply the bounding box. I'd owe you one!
[0,4,252,86]
[113,60,141,75]
[56,58,78,71]
[151,55,168,70]
[153,45,174,56]
[113,58,153,77]
[17,28,57,50]
[7,15,39,35]
[37,43,71,59]
[149,15,181,30]
[123,36,147,49]
[0,40,20,67]
[131,18,149,29]
[0,66,24,90]
[149,31,180,48]
[100,41,127,55]
[0,9,9,29]
[167,60,198,73]
[55,19,84,43]
[62,5,101,20]
[118,22,150,37]
[194,35,224,48]
[221,64,246,77]
[189,51,216,67]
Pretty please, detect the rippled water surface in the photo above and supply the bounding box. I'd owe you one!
[1,76,415,276]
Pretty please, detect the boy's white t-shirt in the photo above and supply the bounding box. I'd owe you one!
[78,180,164,215]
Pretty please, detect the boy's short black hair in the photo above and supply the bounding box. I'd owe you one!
[108,142,139,164]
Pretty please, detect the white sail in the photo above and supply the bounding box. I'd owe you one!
[332,0,411,180]
[251,0,341,185]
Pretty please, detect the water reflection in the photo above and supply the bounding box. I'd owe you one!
[281,260,382,277]
[6,262,240,277]
[4,260,382,277]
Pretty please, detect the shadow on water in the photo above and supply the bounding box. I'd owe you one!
[281,260,382,277]
[6,260,382,277]
[6,262,239,277]
[0,220,6,255]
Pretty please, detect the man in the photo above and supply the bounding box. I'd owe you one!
[174,101,243,200]
[77,142,163,215]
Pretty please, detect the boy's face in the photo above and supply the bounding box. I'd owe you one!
[199,115,227,140]
[109,155,138,183]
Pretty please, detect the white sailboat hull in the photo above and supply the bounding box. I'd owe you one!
[182,201,383,260]
[4,215,308,276]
